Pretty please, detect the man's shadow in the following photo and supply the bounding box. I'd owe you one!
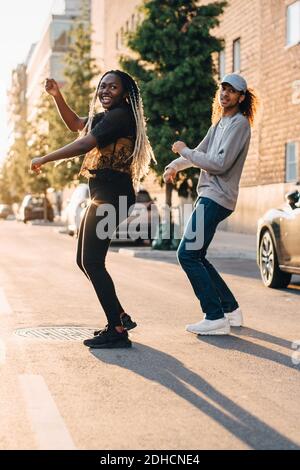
[90,339,299,450]
[199,327,300,371]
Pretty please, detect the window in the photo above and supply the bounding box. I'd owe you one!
[116,33,119,50]
[120,27,124,46]
[286,142,298,182]
[131,14,135,30]
[219,49,226,79]
[52,22,71,52]
[287,1,300,46]
[233,38,241,72]
[53,30,68,51]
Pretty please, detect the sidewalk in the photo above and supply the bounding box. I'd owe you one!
[115,229,257,263]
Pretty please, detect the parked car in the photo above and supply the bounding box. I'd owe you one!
[257,185,300,288]
[61,184,90,236]
[67,185,159,243]
[113,189,159,243]
[0,204,13,220]
[18,195,54,223]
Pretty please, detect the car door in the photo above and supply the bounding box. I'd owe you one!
[279,192,300,267]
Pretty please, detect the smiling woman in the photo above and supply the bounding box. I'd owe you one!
[30,70,156,350]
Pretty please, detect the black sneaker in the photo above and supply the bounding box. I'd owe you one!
[93,313,137,337]
[121,313,137,331]
[84,327,132,349]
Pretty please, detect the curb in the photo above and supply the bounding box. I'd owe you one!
[118,247,256,262]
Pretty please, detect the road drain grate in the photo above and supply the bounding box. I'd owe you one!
[14,327,96,341]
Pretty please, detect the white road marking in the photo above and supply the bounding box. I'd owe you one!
[0,339,6,365]
[18,374,76,450]
[0,288,13,315]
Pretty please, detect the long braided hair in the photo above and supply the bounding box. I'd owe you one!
[82,70,156,188]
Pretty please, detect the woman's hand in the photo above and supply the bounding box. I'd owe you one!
[172,141,187,154]
[45,78,60,97]
[30,157,45,175]
[163,167,177,184]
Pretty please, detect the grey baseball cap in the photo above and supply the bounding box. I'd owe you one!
[221,73,247,93]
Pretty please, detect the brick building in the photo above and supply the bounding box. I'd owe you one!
[91,0,300,233]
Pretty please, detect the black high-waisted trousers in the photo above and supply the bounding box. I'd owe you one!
[76,169,136,328]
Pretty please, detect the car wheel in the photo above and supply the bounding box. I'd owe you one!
[259,230,292,288]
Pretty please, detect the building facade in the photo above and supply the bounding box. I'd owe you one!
[91,0,300,233]
[7,64,27,148]
[26,0,91,121]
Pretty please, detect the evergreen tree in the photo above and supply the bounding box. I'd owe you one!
[121,0,227,205]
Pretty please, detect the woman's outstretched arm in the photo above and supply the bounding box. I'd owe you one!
[30,134,97,174]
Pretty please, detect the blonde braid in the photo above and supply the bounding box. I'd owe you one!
[125,78,156,188]
[81,81,101,136]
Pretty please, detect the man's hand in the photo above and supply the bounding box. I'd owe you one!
[45,78,60,97]
[163,167,177,184]
[172,141,187,154]
[30,157,45,175]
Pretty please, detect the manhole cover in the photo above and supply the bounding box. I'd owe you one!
[14,327,96,341]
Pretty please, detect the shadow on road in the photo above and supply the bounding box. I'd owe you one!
[91,343,299,450]
[198,331,300,373]
[232,327,299,349]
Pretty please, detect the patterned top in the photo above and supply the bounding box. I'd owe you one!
[79,103,136,179]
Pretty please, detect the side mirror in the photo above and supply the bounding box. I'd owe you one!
[285,190,300,208]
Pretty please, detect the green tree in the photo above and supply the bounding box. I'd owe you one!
[1,64,30,203]
[0,161,14,204]
[121,0,227,206]
[27,93,53,198]
[3,129,29,203]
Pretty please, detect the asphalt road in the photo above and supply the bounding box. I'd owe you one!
[0,220,299,450]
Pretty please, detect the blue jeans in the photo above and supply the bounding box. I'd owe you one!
[177,197,239,320]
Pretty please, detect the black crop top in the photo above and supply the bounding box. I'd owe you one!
[79,103,136,179]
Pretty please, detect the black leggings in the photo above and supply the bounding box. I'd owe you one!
[76,169,136,328]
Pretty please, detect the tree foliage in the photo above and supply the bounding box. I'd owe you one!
[121,0,227,199]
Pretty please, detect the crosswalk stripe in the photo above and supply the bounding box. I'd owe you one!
[19,374,76,450]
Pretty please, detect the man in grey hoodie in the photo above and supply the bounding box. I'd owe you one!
[163,73,257,336]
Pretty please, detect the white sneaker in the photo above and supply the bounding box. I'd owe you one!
[225,308,243,327]
[186,318,230,335]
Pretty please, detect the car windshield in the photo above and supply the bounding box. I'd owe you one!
[31,197,44,206]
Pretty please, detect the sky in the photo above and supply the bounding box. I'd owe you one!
[0,0,65,164]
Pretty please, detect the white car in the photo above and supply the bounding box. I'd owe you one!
[61,184,90,236]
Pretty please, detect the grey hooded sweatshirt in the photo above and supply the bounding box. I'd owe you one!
[166,112,251,211]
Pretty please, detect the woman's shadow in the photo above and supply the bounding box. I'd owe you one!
[90,341,299,450]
